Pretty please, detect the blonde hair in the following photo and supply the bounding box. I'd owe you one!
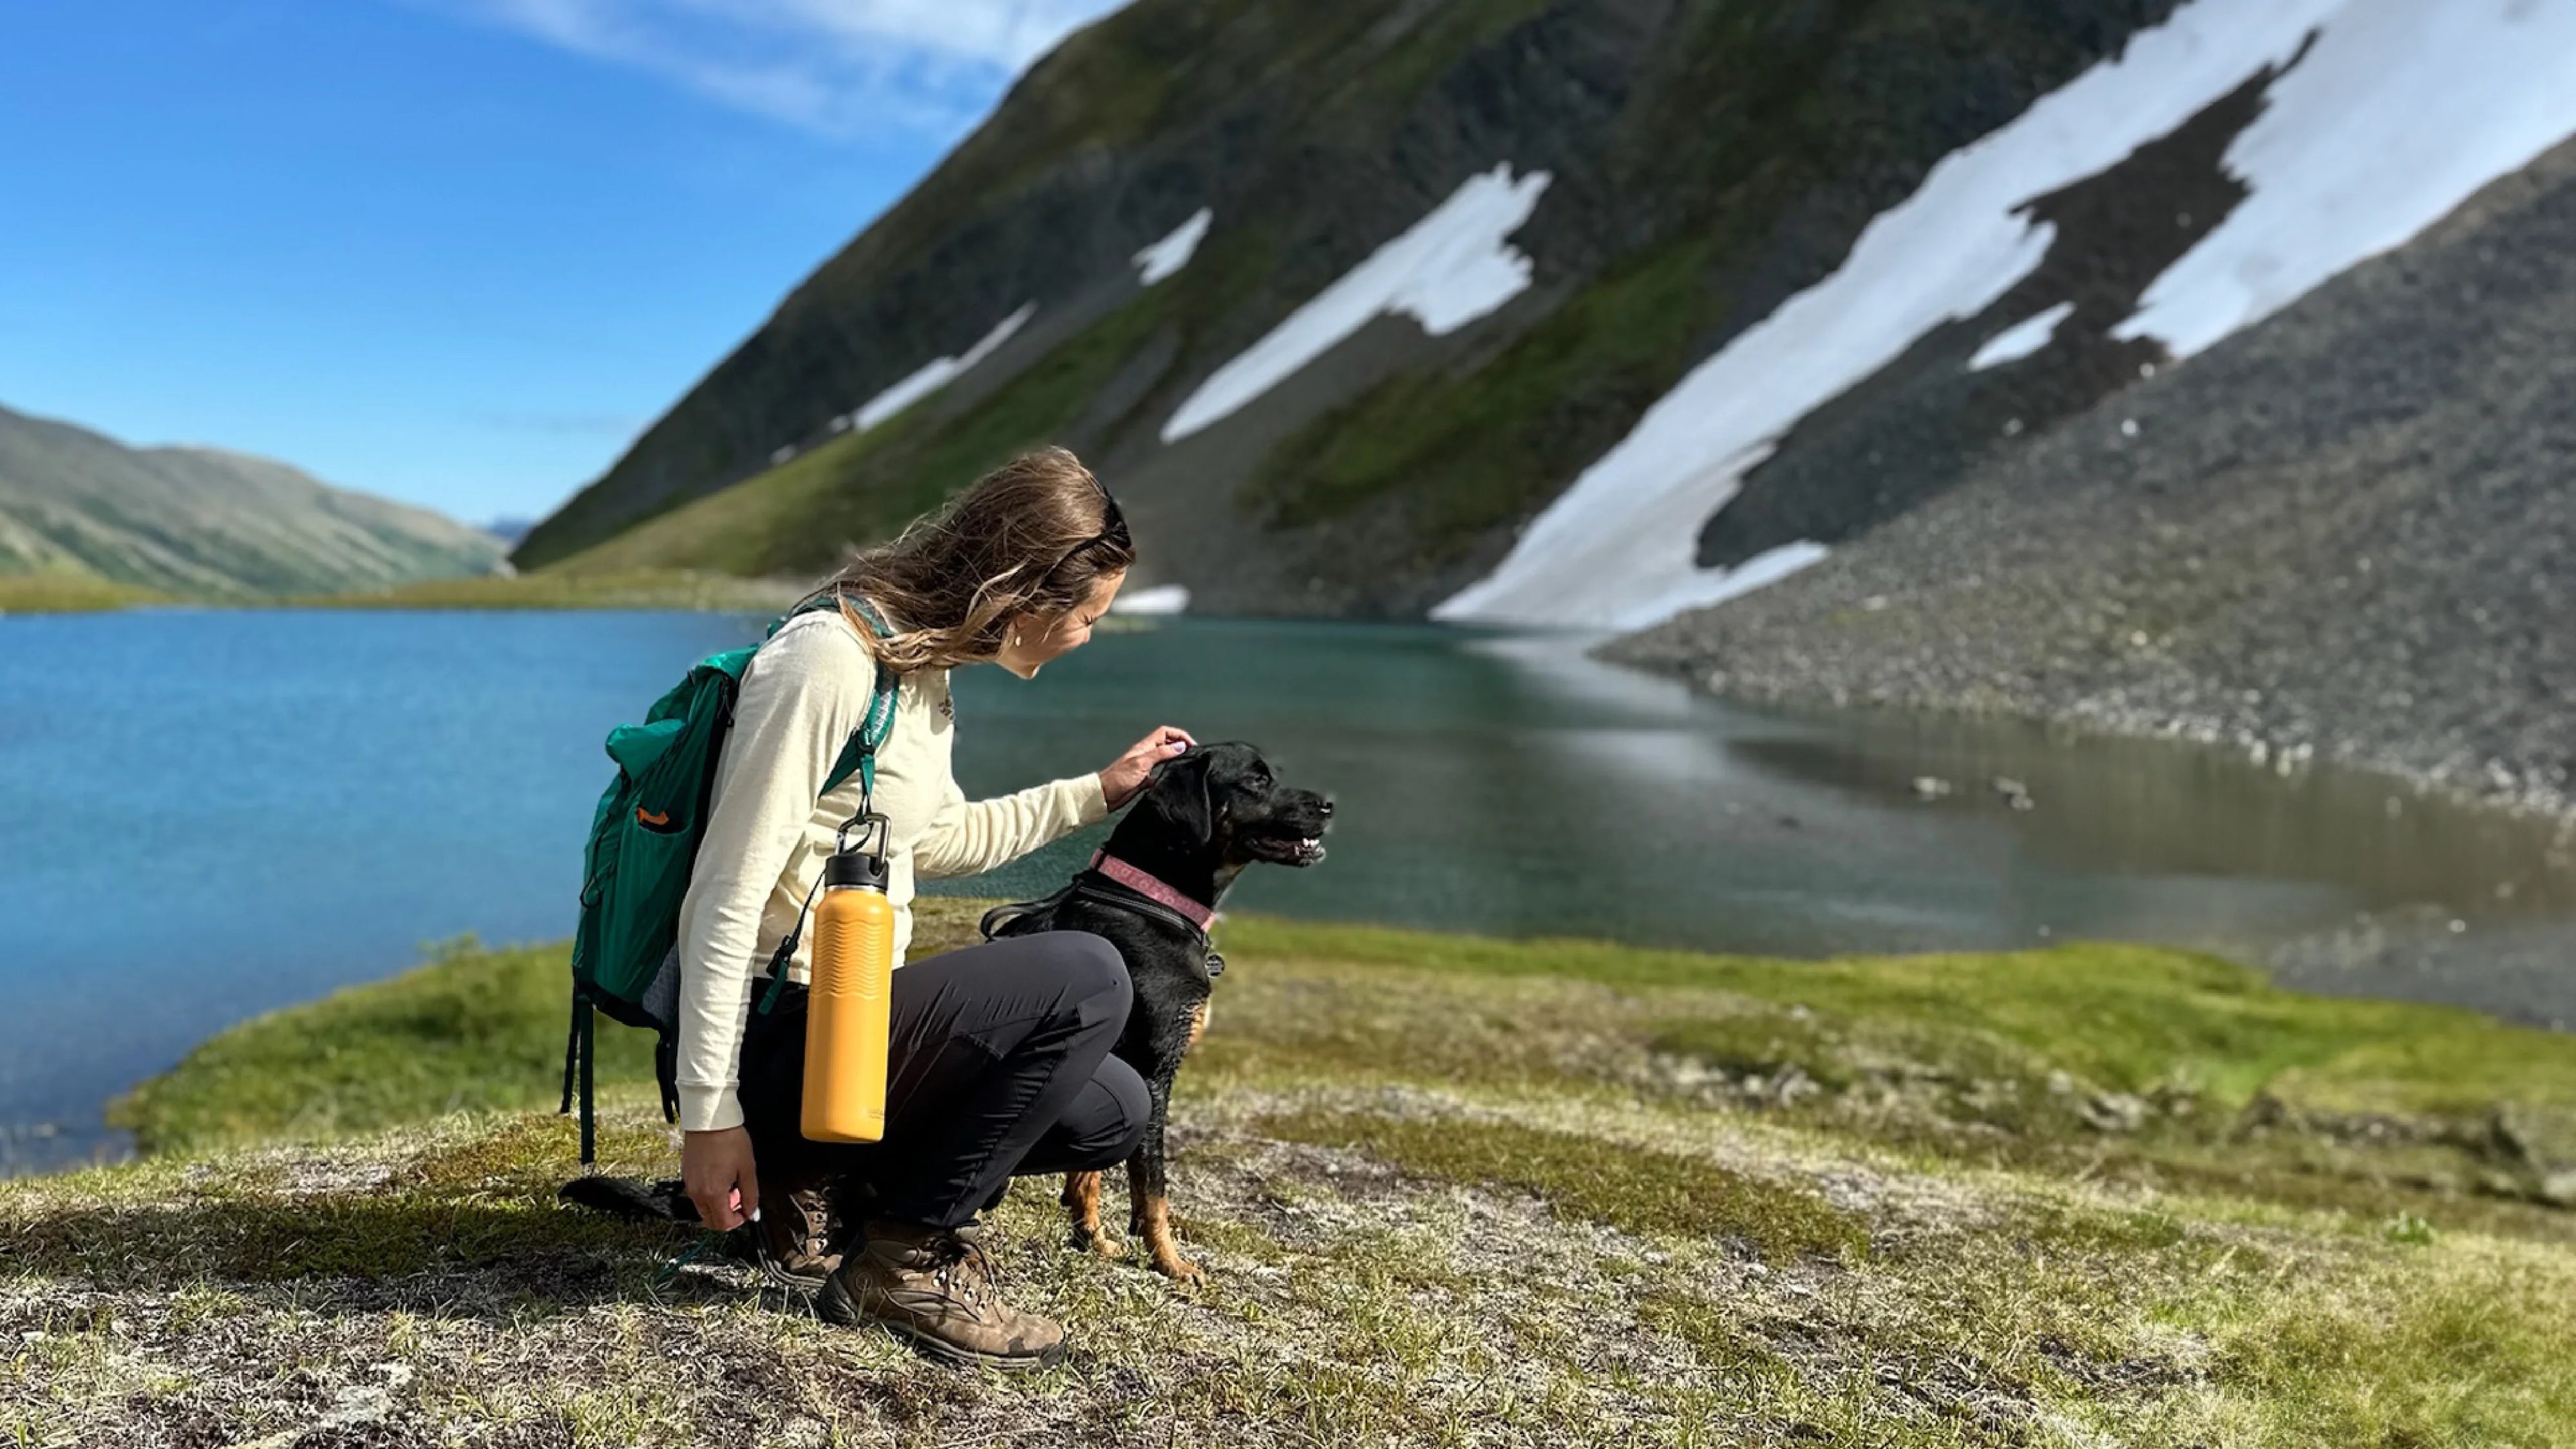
[812,446,1133,672]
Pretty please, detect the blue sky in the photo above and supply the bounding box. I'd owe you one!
[0,0,1124,527]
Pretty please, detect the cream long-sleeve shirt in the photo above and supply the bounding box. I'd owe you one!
[672,608,1110,1133]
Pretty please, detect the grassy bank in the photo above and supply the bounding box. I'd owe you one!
[16,907,2576,1444]
[287,568,812,612]
[3,567,1173,626]
[0,574,168,615]
[1,567,812,616]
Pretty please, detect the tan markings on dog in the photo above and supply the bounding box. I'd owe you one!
[1185,999,1210,1054]
[1131,1186,1203,1282]
[1061,1171,1122,1258]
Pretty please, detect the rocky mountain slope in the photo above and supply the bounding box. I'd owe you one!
[514,0,2197,611]
[0,404,502,598]
[1607,130,2576,818]
[515,0,2576,635]
[1454,0,2576,627]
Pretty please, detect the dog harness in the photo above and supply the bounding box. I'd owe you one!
[976,851,1226,978]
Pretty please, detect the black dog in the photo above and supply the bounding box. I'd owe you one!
[979,741,1331,1281]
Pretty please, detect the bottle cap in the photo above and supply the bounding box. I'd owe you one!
[825,848,888,891]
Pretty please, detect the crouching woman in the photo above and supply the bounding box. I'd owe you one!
[673,447,1187,1371]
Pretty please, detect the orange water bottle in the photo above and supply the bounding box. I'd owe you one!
[802,813,896,1142]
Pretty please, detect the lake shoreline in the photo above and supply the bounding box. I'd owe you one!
[1599,630,2576,834]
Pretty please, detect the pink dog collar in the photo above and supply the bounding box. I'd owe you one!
[1087,850,1215,931]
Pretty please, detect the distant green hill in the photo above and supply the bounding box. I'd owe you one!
[0,402,503,598]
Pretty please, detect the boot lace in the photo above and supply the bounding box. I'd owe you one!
[920,1230,1004,1314]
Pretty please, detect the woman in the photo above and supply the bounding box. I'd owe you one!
[673,446,1187,1372]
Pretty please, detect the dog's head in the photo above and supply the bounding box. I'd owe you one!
[1132,741,1332,871]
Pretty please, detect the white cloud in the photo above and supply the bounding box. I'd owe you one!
[435,0,1128,137]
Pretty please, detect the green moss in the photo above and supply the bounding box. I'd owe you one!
[1164,1211,1291,1266]
[1263,1109,1867,1262]
[111,903,998,1154]
[1634,1289,1797,1381]
[1189,918,2576,1234]
[2010,1201,2192,1256]
[107,938,654,1156]
[3,1121,684,1288]
[392,1116,668,1195]
[1220,917,2576,1118]
[2078,1142,2573,1244]
[2205,1265,2576,1444]
[1646,1009,1862,1091]
[2271,1031,2576,1118]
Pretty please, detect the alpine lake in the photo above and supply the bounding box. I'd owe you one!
[5,606,2572,1173]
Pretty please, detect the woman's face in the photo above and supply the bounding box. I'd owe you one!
[996,570,1124,679]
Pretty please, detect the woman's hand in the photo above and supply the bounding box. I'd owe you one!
[1101,726,1195,810]
[683,1126,761,1232]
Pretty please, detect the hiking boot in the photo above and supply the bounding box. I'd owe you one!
[817,1220,1067,1371]
[747,1174,856,1292]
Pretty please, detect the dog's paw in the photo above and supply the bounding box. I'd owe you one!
[1071,1229,1128,1260]
[1150,1250,1206,1285]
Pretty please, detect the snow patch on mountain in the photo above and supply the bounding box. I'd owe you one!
[1438,0,2576,631]
[1161,164,1550,441]
[2117,0,2576,358]
[1436,0,2337,629]
[1110,582,1191,615]
[849,303,1037,433]
[1135,208,1214,286]
[1969,301,2076,371]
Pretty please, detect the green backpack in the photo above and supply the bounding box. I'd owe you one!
[559,592,898,1163]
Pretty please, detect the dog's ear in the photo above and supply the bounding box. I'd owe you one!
[1144,748,1216,848]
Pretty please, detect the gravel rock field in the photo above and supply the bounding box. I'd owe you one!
[1607,136,2576,825]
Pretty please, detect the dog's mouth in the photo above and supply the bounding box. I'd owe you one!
[1243,826,1328,867]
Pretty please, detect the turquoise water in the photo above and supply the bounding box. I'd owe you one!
[6,608,2573,1173]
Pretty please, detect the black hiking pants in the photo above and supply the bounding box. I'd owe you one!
[737,929,1147,1230]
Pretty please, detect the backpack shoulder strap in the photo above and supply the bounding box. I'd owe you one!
[769,588,900,798]
[750,587,902,1019]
